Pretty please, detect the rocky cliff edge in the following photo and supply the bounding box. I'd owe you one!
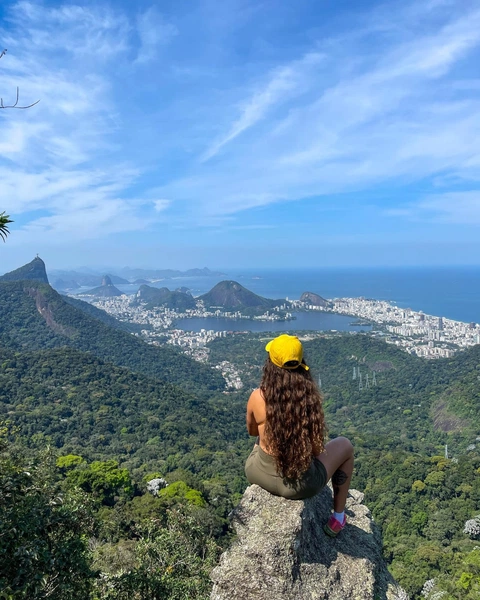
[211,484,408,600]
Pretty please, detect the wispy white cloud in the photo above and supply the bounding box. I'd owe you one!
[4,1,131,60]
[201,52,323,162]
[157,2,480,222]
[0,1,174,245]
[19,198,149,240]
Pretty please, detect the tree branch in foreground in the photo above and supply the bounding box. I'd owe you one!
[0,49,40,109]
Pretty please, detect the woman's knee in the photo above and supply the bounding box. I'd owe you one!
[325,436,353,459]
[337,436,354,458]
[316,437,353,477]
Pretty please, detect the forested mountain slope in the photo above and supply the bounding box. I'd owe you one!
[0,280,224,393]
[0,346,247,477]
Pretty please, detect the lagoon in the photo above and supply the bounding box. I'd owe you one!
[172,311,372,333]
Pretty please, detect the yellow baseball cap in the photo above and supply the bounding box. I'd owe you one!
[265,334,309,370]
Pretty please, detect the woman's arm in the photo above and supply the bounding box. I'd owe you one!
[246,391,260,436]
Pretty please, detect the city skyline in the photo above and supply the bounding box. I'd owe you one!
[1,0,480,270]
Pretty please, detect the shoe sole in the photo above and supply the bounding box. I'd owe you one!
[323,524,341,537]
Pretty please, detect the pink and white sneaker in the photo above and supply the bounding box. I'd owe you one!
[324,514,346,537]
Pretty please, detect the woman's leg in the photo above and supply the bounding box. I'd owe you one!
[315,437,354,513]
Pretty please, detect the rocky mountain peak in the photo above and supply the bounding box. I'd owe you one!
[211,484,406,600]
[199,280,273,309]
[79,274,122,298]
[0,256,49,284]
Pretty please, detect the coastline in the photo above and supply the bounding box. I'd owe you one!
[324,297,479,358]
[68,265,480,324]
[85,290,480,361]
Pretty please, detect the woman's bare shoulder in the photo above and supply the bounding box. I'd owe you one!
[247,388,265,407]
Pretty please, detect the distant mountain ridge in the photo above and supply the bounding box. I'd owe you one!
[46,267,226,290]
[119,266,226,280]
[49,270,129,290]
[0,256,49,284]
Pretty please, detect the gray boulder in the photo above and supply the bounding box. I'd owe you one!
[211,485,406,600]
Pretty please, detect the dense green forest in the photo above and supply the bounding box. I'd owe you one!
[1,277,480,598]
[0,346,248,480]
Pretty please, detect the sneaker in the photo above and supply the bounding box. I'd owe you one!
[324,514,346,537]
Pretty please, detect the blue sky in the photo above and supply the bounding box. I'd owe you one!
[1,0,480,271]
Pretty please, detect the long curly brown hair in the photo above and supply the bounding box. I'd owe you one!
[261,357,326,480]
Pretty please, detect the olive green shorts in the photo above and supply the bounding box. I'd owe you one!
[245,444,328,500]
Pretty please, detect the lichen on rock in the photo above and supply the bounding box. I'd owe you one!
[211,484,406,600]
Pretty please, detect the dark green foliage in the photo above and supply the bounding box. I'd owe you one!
[0,429,94,599]
[354,447,480,598]
[93,509,221,600]
[0,430,223,599]
[66,459,133,506]
[0,347,245,477]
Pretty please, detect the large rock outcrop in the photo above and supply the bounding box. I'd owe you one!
[80,275,123,297]
[0,256,49,284]
[211,485,406,600]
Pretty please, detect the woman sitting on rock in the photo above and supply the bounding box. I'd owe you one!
[245,334,354,537]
